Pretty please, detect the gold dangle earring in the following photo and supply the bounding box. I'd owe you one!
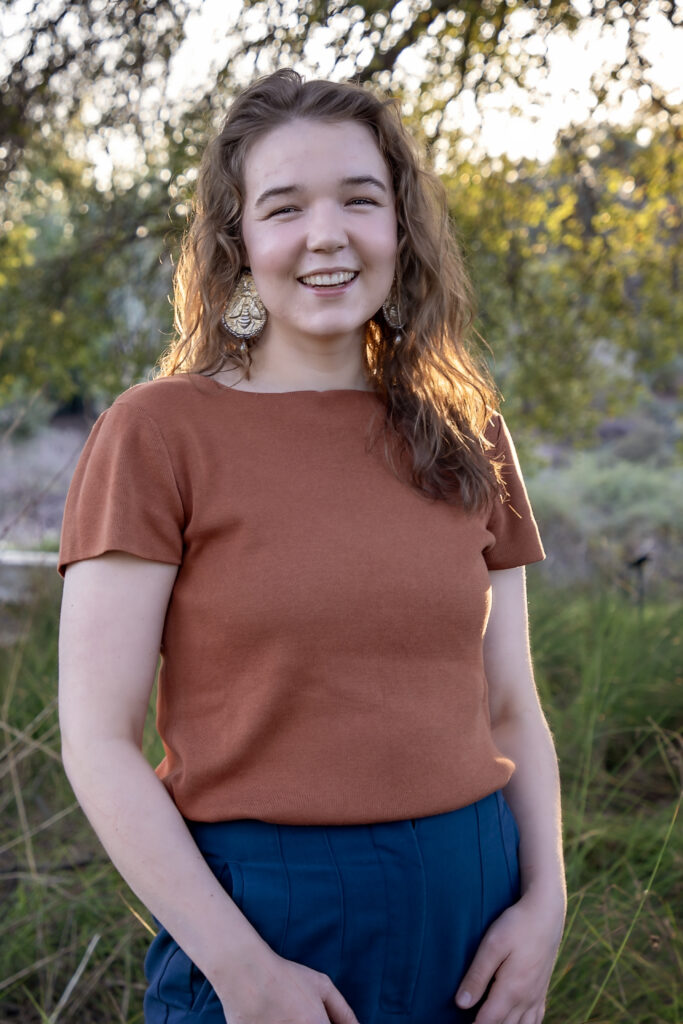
[222,270,268,346]
[382,281,404,346]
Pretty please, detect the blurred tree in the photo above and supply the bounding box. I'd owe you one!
[0,0,191,186]
[0,152,177,408]
[229,0,680,142]
[450,119,682,438]
[0,0,194,410]
[0,0,680,436]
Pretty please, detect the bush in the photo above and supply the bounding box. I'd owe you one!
[528,453,683,594]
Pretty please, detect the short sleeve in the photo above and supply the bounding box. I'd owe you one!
[58,400,185,577]
[483,413,545,570]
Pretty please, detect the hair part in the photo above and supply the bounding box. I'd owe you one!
[158,68,502,511]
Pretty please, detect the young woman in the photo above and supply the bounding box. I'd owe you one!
[58,69,566,1024]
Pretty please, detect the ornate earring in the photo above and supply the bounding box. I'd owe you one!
[222,270,267,341]
[382,281,404,345]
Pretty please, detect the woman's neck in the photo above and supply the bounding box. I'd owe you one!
[218,331,371,392]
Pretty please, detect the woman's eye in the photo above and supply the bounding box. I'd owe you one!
[348,197,377,207]
[268,206,297,217]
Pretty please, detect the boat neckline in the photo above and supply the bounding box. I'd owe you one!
[194,373,377,396]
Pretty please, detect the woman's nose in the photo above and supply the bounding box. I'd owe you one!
[306,201,348,252]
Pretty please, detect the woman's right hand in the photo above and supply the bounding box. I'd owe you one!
[216,944,360,1024]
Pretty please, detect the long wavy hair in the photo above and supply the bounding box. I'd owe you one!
[158,69,503,510]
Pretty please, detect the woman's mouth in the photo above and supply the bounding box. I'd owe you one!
[298,271,359,288]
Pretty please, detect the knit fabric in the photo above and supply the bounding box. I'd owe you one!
[59,373,545,824]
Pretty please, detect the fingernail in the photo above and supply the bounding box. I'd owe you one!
[457,991,472,1008]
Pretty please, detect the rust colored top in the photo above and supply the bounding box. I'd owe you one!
[59,373,545,824]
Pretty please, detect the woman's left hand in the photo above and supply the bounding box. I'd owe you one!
[454,890,565,1024]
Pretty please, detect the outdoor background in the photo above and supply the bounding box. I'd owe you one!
[0,0,681,1021]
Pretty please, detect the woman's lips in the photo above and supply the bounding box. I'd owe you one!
[298,270,359,293]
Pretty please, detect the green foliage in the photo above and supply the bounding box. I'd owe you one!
[0,148,180,406]
[533,456,682,533]
[526,439,683,593]
[528,583,682,1023]
[0,580,681,1021]
[449,120,682,437]
[1,0,681,433]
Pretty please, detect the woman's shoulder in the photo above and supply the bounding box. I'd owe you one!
[109,373,208,421]
[483,409,504,447]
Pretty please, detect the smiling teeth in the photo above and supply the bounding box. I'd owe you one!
[300,271,357,286]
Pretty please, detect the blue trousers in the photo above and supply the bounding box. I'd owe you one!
[144,790,520,1023]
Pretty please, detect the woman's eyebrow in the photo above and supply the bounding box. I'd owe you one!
[254,175,388,209]
[340,175,388,192]
[254,184,302,208]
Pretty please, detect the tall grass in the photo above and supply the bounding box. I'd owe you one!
[530,586,682,1024]
[0,575,161,1023]
[0,574,680,1022]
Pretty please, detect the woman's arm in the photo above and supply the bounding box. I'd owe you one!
[454,566,566,1024]
[59,552,358,1024]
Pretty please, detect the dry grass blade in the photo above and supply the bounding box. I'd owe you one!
[0,706,62,775]
[0,802,79,857]
[2,721,38,878]
[47,933,101,1024]
[54,933,133,1024]
[0,942,81,994]
[120,896,156,937]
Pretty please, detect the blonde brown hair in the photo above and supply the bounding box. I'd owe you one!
[159,69,502,510]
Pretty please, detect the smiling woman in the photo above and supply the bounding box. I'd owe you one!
[237,119,397,373]
[58,69,565,1024]
[164,70,508,507]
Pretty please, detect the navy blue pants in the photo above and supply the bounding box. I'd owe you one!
[144,790,520,1023]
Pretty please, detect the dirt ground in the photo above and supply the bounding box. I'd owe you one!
[0,417,91,644]
[0,416,91,551]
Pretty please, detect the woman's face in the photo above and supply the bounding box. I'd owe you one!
[240,118,398,349]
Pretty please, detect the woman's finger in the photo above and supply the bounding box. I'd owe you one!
[455,929,505,1010]
[321,975,361,1024]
